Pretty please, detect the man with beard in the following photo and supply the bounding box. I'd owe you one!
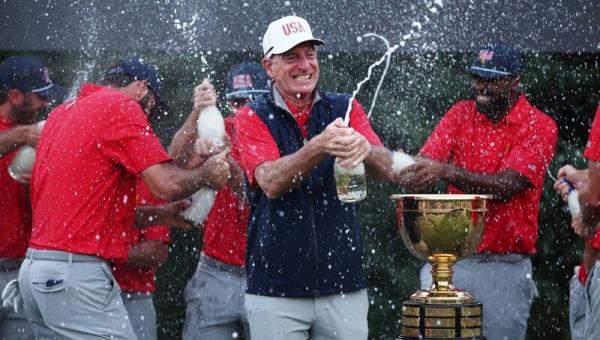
[15,58,230,339]
[398,43,557,340]
[0,56,66,340]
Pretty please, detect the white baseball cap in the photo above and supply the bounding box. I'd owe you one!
[262,16,325,58]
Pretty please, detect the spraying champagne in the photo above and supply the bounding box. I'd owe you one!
[180,82,226,226]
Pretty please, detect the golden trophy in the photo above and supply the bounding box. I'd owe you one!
[390,194,490,340]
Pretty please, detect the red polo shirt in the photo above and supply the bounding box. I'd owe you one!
[202,116,249,267]
[584,104,600,252]
[112,180,170,293]
[234,96,383,185]
[0,117,31,258]
[420,95,557,255]
[29,83,171,261]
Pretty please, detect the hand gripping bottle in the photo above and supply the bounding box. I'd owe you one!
[8,120,45,183]
[560,178,581,217]
[180,105,226,226]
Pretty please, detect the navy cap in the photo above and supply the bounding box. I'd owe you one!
[470,42,524,79]
[0,56,67,102]
[225,62,269,100]
[104,58,163,99]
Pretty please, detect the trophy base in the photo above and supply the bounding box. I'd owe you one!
[401,301,484,340]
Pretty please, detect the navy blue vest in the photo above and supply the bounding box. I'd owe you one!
[246,90,367,297]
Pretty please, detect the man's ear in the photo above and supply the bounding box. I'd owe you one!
[6,89,25,106]
[261,57,274,79]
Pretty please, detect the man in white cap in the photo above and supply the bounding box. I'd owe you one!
[233,16,400,340]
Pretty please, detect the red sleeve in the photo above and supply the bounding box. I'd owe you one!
[584,105,600,162]
[233,106,280,185]
[419,103,464,161]
[135,179,170,243]
[500,114,557,188]
[98,99,171,175]
[348,99,383,146]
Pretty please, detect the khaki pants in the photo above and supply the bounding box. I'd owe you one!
[0,259,33,340]
[18,249,136,340]
[245,289,368,340]
[122,292,157,340]
[420,254,537,340]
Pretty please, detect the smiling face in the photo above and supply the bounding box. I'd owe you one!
[471,75,520,122]
[262,42,319,103]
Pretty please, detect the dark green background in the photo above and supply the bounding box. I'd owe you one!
[3,50,599,339]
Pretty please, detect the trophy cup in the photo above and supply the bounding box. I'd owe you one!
[390,194,490,340]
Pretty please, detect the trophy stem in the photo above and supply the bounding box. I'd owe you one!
[430,254,456,292]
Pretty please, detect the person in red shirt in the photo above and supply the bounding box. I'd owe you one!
[13,58,231,339]
[0,56,65,340]
[181,62,267,339]
[399,43,557,340]
[112,179,173,340]
[555,103,600,339]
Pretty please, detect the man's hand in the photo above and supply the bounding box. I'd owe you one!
[18,124,41,147]
[193,79,217,112]
[314,118,371,168]
[554,165,588,202]
[396,157,448,192]
[155,200,194,229]
[199,151,231,190]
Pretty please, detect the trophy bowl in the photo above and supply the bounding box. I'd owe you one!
[391,194,490,339]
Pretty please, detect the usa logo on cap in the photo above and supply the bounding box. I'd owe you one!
[479,50,494,64]
[232,74,253,90]
[281,21,306,36]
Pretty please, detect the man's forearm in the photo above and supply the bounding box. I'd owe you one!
[445,165,529,201]
[255,142,325,199]
[126,240,168,268]
[364,146,395,182]
[169,109,199,167]
[0,127,25,156]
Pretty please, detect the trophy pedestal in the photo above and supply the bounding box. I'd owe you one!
[401,300,484,340]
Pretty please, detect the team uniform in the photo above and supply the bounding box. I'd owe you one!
[581,104,600,339]
[18,83,171,339]
[234,86,382,340]
[0,117,34,339]
[182,117,251,339]
[112,180,170,340]
[419,95,557,340]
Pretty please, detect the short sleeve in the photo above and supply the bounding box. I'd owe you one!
[233,106,280,185]
[584,105,600,162]
[419,103,464,161]
[98,99,171,174]
[348,99,383,146]
[500,115,557,188]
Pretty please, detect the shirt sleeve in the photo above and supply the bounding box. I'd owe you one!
[584,104,600,162]
[348,99,383,146]
[98,99,171,175]
[500,115,557,188]
[233,106,280,186]
[419,103,464,161]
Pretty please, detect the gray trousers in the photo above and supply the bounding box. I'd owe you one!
[0,259,34,340]
[122,292,157,340]
[245,289,369,340]
[585,261,600,339]
[420,254,538,340]
[182,253,249,340]
[570,267,585,340]
[17,249,137,340]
